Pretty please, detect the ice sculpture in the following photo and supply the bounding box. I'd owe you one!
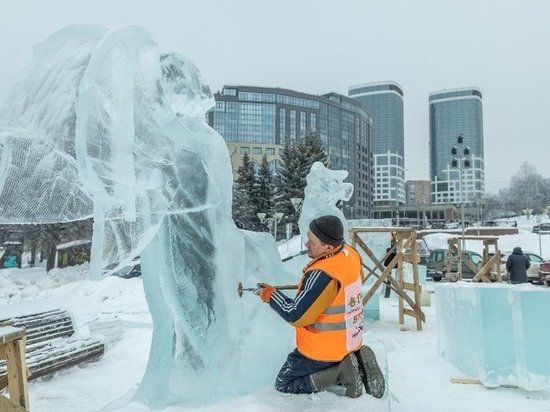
[297,162,354,243]
[0,26,102,222]
[436,282,550,390]
[0,25,299,407]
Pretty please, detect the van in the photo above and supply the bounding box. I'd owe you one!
[414,238,431,265]
[427,248,482,281]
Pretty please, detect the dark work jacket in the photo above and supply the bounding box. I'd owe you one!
[506,247,530,284]
[384,243,396,267]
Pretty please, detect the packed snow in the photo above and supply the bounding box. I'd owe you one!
[2,220,550,411]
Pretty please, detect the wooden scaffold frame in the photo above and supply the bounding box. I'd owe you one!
[350,227,425,331]
[446,236,502,282]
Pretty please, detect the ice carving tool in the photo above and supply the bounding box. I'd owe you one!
[237,282,298,297]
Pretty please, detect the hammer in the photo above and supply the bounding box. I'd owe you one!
[237,281,298,297]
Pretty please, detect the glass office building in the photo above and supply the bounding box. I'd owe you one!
[207,85,374,218]
[429,88,485,205]
[348,82,405,209]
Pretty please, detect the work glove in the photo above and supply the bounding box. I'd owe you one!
[256,283,276,303]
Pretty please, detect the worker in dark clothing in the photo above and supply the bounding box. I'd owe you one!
[256,215,385,399]
[506,246,530,284]
[383,233,397,297]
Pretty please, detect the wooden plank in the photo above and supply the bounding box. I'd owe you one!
[402,308,419,318]
[450,377,482,385]
[411,239,423,331]
[472,253,501,282]
[0,395,27,412]
[450,376,518,388]
[5,338,29,410]
[0,327,25,345]
[402,282,420,291]
[0,339,104,383]
[377,261,425,322]
[0,369,30,392]
[28,344,104,380]
[350,227,413,234]
[360,261,399,294]
[362,264,395,305]
[353,234,387,275]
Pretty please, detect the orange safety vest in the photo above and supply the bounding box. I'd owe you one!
[295,244,364,362]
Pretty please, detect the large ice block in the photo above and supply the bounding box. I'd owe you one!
[435,282,550,390]
[363,274,380,321]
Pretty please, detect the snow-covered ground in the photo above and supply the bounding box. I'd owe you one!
[2,219,550,411]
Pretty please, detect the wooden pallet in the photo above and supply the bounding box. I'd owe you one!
[0,309,104,386]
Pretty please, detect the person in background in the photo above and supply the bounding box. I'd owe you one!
[383,232,397,298]
[255,215,385,399]
[506,246,530,284]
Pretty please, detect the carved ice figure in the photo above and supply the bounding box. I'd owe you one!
[298,161,354,242]
[0,25,296,408]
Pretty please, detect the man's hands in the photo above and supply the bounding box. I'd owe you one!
[255,283,276,303]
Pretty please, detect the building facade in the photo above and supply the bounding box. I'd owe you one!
[405,180,430,206]
[429,88,485,205]
[207,85,375,218]
[348,82,406,212]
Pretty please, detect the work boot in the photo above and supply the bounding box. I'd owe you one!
[309,353,362,398]
[354,345,385,399]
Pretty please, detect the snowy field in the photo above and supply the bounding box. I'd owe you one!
[2,219,550,411]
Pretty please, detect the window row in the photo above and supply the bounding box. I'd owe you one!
[239,147,277,155]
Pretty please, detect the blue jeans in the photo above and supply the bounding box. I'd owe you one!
[275,349,337,394]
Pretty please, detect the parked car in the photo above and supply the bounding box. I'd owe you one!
[533,223,550,234]
[430,222,447,230]
[112,261,141,279]
[427,248,482,281]
[539,261,550,286]
[458,220,471,228]
[499,251,543,283]
[103,258,141,279]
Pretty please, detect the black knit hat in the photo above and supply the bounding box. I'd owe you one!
[309,215,344,246]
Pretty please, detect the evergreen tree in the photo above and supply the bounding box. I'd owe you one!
[296,131,330,207]
[302,130,329,170]
[232,152,258,230]
[274,141,305,238]
[254,154,275,232]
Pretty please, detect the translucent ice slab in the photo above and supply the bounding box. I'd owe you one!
[435,282,550,390]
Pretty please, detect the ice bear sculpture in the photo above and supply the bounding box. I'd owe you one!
[298,161,354,242]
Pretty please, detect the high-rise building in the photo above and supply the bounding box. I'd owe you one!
[348,82,405,212]
[429,88,485,205]
[207,85,374,218]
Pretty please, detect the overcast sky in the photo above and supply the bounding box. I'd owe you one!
[1,0,549,193]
